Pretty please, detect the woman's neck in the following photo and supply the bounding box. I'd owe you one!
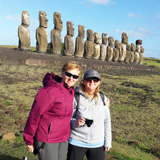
[84,89,95,100]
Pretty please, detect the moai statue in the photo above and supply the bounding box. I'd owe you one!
[130,43,135,63]
[125,43,131,63]
[64,21,74,56]
[106,36,114,61]
[74,25,85,58]
[100,33,107,61]
[84,29,94,59]
[18,10,30,50]
[134,39,142,64]
[139,46,144,65]
[36,11,48,53]
[51,12,63,55]
[93,32,101,60]
[113,40,120,62]
[119,32,128,62]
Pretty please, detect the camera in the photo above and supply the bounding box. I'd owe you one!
[85,118,93,127]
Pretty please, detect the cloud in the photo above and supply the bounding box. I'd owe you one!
[115,27,154,38]
[5,14,21,22]
[128,13,136,17]
[127,12,143,18]
[88,0,114,5]
[155,12,160,19]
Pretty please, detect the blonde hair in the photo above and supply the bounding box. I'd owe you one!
[62,61,82,76]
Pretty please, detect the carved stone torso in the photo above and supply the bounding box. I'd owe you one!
[75,36,84,57]
[84,40,94,59]
[107,46,114,61]
[64,35,74,56]
[134,44,140,64]
[18,25,30,49]
[134,51,140,64]
[139,46,144,65]
[113,40,120,62]
[36,27,48,52]
[119,43,126,62]
[100,44,107,61]
[51,29,62,54]
[106,37,114,61]
[125,44,131,63]
[93,43,100,60]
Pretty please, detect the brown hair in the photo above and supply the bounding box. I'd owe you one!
[62,61,82,76]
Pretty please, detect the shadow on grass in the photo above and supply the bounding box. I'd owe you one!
[0,155,21,160]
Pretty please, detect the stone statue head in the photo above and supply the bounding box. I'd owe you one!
[39,11,48,28]
[122,32,128,44]
[140,46,144,53]
[87,29,94,41]
[78,25,85,38]
[54,12,62,31]
[94,32,101,44]
[102,33,107,45]
[115,40,120,48]
[22,10,29,26]
[67,21,74,36]
[108,37,114,47]
[136,39,142,45]
[131,43,135,52]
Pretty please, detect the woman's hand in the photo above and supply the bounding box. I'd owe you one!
[106,98,110,107]
[78,118,85,127]
[27,145,34,153]
[105,147,110,152]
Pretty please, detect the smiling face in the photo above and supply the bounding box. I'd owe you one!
[83,78,100,93]
[61,69,80,88]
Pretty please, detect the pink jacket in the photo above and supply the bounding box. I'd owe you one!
[23,72,74,145]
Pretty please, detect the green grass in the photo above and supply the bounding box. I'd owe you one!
[143,57,160,69]
[0,54,160,159]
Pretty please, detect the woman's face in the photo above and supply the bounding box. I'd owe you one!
[83,79,100,92]
[61,69,80,88]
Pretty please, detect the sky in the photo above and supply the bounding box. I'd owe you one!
[0,0,160,59]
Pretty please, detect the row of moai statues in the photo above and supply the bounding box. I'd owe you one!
[18,11,144,65]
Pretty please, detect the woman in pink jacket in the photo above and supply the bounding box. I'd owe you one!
[23,61,82,160]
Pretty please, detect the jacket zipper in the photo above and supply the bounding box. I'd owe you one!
[61,95,67,116]
[47,121,52,141]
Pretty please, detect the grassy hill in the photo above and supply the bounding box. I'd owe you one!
[0,45,160,160]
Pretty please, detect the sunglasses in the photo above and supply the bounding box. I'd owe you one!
[65,71,79,79]
[85,78,99,83]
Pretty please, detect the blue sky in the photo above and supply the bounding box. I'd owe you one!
[0,0,160,58]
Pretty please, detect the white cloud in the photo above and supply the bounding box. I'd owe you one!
[128,13,136,17]
[127,12,143,18]
[115,27,153,38]
[88,0,113,5]
[155,12,160,19]
[115,29,120,33]
[6,14,21,22]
